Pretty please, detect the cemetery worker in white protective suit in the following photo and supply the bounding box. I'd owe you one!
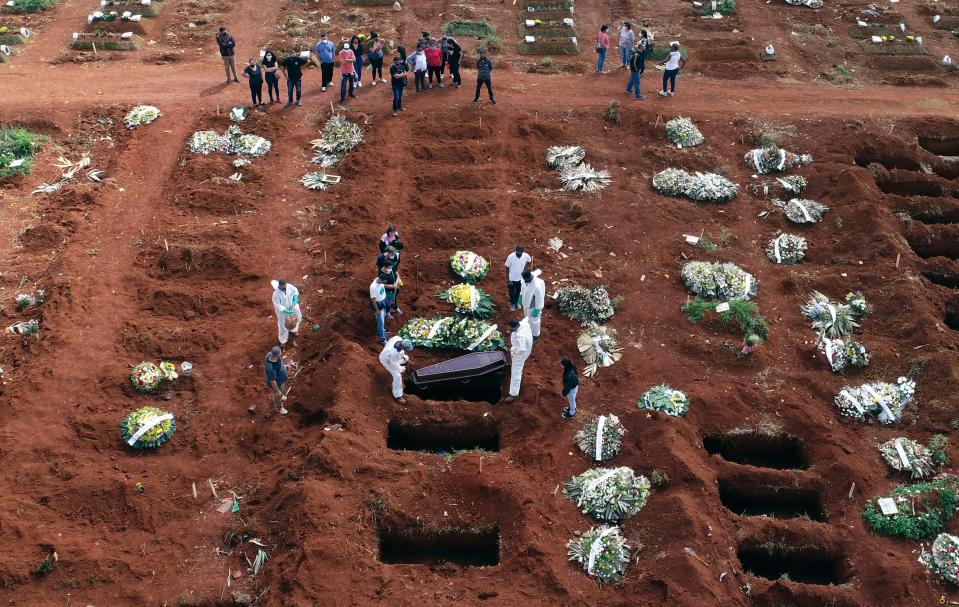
[271,279,302,346]
[520,270,546,342]
[503,317,533,403]
[379,337,414,404]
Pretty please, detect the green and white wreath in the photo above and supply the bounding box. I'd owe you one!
[665,117,704,148]
[564,466,651,523]
[119,405,175,449]
[878,437,936,479]
[682,261,758,301]
[574,414,625,462]
[639,384,689,417]
[766,233,807,264]
[834,376,916,424]
[566,526,630,583]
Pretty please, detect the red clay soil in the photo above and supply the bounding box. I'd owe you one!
[3,0,959,606]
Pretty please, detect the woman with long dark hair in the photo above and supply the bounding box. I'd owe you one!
[560,357,579,419]
[262,50,280,103]
[350,34,365,87]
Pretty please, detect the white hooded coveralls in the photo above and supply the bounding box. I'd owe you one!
[272,284,302,345]
[508,317,534,397]
[521,275,546,338]
[379,336,409,398]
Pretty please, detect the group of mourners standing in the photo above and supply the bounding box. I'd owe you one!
[595,21,687,100]
[216,26,495,116]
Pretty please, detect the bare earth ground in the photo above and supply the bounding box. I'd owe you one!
[2,0,959,605]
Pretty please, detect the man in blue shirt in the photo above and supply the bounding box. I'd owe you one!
[314,33,336,92]
[264,346,289,415]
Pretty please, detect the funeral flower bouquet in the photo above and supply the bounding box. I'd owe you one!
[187,130,222,154]
[921,533,959,585]
[450,250,490,282]
[665,116,704,148]
[15,289,45,310]
[639,384,689,417]
[652,168,738,202]
[766,233,807,264]
[566,526,630,583]
[557,285,617,324]
[187,126,271,157]
[123,105,161,129]
[652,168,693,197]
[119,405,175,449]
[685,172,739,203]
[576,322,622,377]
[745,146,813,174]
[846,291,869,317]
[130,360,178,393]
[775,198,829,224]
[819,336,869,372]
[878,437,935,479]
[398,316,504,351]
[437,283,496,319]
[300,172,336,191]
[801,291,867,338]
[682,261,758,301]
[863,474,959,540]
[564,466,651,523]
[776,175,808,195]
[545,145,586,169]
[574,414,625,461]
[834,376,916,424]
[560,163,611,192]
[311,115,364,167]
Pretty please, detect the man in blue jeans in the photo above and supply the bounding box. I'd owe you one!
[625,42,645,100]
[281,50,308,107]
[389,55,408,116]
[370,274,390,344]
[264,345,289,415]
[314,33,336,91]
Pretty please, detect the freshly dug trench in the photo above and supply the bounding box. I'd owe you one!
[719,479,826,521]
[703,431,807,470]
[946,296,959,331]
[874,172,947,198]
[921,258,959,289]
[905,223,959,259]
[893,197,959,224]
[379,525,500,566]
[386,419,500,453]
[738,542,852,585]
[919,135,959,157]
[855,148,921,172]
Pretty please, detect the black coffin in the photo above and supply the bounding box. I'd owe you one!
[407,351,508,404]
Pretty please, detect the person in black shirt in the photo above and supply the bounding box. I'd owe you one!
[473,50,494,104]
[445,37,462,88]
[262,50,280,103]
[560,357,579,419]
[389,56,408,116]
[242,58,264,106]
[349,35,364,88]
[281,51,309,107]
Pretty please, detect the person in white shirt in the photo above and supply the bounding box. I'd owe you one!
[504,245,531,311]
[379,337,414,403]
[271,279,302,346]
[504,317,533,402]
[520,270,546,341]
[408,44,428,93]
[657,41,686,97]
[617,22,634,68]
[370,274,389,344]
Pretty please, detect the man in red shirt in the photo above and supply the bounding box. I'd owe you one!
[424,40,443,88]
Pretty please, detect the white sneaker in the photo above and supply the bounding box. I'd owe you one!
[357,82,362,88]
[669,92,675,97]
[659,91,668,97]
[279,407,288,415]
[321,86,326,92]
[372,81,376,86]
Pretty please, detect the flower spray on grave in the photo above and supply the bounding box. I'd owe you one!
[119,405,176,449]
[574,414,625,461]
[437,283,496,319]
[566,525,630,583]
[564,466,651,523]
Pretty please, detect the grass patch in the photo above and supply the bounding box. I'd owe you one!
[0,32,28,45]
[700,0,736,15]
[858,39,927,55]
[603,100,621,124]
[517,37,578,55]
[539,56,552,67]
[100,0,163,16]
[442,19,495,38]
[521,23,577,38]
[929,435,951,466]
[344,0,395,5]
[1,0,56,14]
[520,0,573,10]
[648,44,688,62]
[863,475,959,539]
[70,33,144,50]
[479,32,502,54]
[683,297,769,344]
[0,127,46,178]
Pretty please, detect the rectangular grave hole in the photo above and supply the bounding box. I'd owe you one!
[379,525,500,566]
[387,419,500,454]
[737,543,851,585]
[704,431,807,470]
[719,479,827,521]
